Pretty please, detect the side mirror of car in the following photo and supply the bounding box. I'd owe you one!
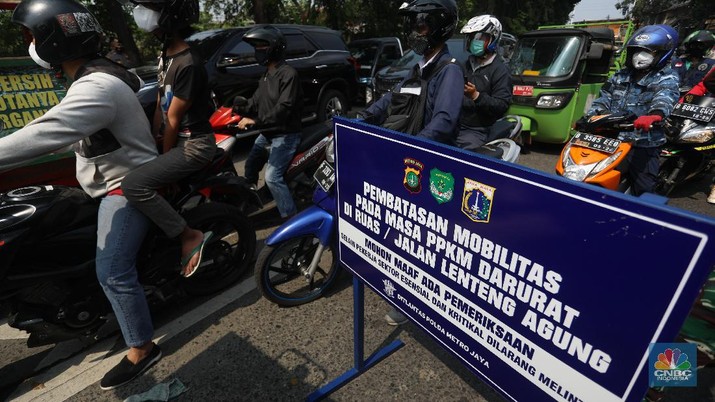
[585,43,606,60]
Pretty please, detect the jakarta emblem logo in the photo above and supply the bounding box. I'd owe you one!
[429,168,454,204]
[403,158,424,194]
[462,178,495,223]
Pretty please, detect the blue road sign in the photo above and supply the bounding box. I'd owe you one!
[333,117,715,402]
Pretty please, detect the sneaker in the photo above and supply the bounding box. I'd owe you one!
[708,186,715,204]
[385,308,408,326]
[100,344,162,390]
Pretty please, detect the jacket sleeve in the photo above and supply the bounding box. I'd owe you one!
[470,64,512,121]
[648,70,680,117]
[418,63,464,143]
[255,67,301,127]
[588,75,618,116]
[361,88,394,125]
[0,79,113,171]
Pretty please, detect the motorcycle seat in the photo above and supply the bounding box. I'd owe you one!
[296,121,332,154]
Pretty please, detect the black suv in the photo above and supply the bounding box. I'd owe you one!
[187,24,359,122]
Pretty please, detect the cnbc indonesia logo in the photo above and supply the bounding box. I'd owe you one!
[650,344,696,387]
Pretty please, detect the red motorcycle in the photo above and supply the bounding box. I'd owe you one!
[209,101,333,217]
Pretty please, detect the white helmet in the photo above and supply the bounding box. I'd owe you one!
[461,14,502,53]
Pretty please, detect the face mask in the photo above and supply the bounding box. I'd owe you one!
[254,48,269,65]
[28,42,51,69]
[407,32,430,55]
[133,5,161,32]
[632,51,655,70]
[469,39,486,57]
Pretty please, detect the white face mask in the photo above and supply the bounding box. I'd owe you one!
[28,42,51,69]
[133,5,161,32]
[632,51,655,70]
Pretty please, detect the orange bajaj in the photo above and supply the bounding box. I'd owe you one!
[556,112,638,192]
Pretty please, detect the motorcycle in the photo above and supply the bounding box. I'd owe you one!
[556,112,642,193]
[654,94,715,196]
[254,117,523,307]
[0,138,257,348]
[210,101,333,217]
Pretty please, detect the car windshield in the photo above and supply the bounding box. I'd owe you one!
[509,36,582,78]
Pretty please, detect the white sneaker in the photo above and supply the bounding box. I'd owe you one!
[708,186,715,205]
[384,308,408,326]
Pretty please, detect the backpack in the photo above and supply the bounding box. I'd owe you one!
[382,57,458,135]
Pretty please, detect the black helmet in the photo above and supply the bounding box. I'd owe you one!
[398,0,458,55]
[243,25,286,65]
[624,24,678,70]
[125,0,198,32]
[12,0,103,65]
[683,30,715,58]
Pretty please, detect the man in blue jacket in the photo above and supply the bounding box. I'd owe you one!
[586,24,680,196]
[360,0,463,145]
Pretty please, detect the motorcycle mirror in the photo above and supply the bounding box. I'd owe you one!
[232,96,248,107]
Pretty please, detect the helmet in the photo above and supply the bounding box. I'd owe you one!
[398,0,458,55]
[683,30,715,58]
[125,0,198,32]
[242,25,286,65]
[625,24,678,70]
[461,15,502,54]
[12,0,103,65]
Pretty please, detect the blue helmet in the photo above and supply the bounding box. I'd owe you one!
[625,24,678,70]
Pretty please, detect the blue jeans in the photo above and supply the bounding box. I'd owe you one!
[245,133,301,217]
[96,195,153,347]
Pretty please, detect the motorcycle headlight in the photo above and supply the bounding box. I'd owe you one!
[589,151,622,177]
[536,93,573,109]
[0,204,36,231]
[325,137,335,163]
[677,127,714,143]
[561,143,596,182]
[358,77,371,85]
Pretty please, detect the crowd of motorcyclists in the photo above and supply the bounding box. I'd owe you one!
[1,0,714,394]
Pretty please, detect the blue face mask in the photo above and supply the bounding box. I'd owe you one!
[469,39,486,57]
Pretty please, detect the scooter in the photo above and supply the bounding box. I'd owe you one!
[0,140,257,348]
[654,94,715,196]
[556,112,640,193]
[209,101,333,217]
[254,117,523,307]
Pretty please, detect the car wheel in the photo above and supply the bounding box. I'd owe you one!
[317,89,347,122]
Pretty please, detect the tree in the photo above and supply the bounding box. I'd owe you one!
[616,0,715,31]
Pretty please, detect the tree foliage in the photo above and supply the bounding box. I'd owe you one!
[616,0,715,31]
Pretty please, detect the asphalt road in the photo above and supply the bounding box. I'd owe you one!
[1,134,714,402]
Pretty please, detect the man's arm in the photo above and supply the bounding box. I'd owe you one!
[0,78,114,170]
[418,63,464,143]
[648,70,681,117]
[471,63,512,120]
[587,74,618,116]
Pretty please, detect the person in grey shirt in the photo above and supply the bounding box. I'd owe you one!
[4,0,161,390]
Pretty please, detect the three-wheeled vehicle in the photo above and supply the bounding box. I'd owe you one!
[507,27,616,144]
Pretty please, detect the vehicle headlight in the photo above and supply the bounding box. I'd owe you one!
[589,151,622,177]
[0,204,36,231]
[561,144,595,182]
[358,77,371,85]
[677,127,714,143]
[325,137,335,163]
[536,93,573,109]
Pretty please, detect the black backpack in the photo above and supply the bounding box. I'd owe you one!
[382,57,457,135]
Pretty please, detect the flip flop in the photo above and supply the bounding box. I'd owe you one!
[181,231,213,278]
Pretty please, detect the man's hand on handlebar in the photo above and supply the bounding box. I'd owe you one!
[237,117,256,130]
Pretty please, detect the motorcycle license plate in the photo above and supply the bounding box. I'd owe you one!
[671,102,715,122]
[570,132,621,154]
[314,160,336,192]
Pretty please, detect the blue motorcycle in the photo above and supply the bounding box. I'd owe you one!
[254,138,340,306]
[255,116,523,306]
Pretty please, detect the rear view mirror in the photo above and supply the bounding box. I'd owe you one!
[586,43,612,60]
[233,96,248,107]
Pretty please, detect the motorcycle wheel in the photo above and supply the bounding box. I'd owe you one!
[255,235,339,306]
[182,202,256,296]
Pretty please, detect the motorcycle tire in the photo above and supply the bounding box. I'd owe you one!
[255,235,339,306]
[181,202,256,296]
